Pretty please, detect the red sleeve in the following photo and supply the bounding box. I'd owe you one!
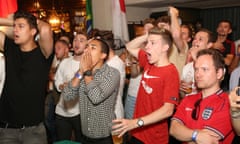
[230,41,236,55]
[138,49,148,68]
[172,97,189,123]
[163,65,180,105]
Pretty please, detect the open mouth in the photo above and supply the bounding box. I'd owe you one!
[14,35,19,41]
[146,52,151,61]
[14,35,19,39]
[74,46,79,50]
[193,44,199,48]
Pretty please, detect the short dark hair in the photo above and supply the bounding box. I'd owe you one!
[196,48,225,72]
[197,28,216,43]
[143,18,155,25]
[93,37,110,61]
[92,30,115,49]
[14,10,38,40]
[155,16,171,25]
[181,24,194,40]
[218,20,232,29]
[14,10,38,31]
[55,39,69,48]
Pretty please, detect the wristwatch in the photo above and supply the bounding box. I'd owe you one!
[83,70,92,76]
[137,118,144,127]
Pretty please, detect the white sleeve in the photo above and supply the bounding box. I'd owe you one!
[54,62,65,92]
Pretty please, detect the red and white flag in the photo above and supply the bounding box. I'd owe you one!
[0,0,18,18]
[112,0,129,47]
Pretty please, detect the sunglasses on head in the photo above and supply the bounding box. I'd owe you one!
[92,36,109,48]
[191,98,202,120]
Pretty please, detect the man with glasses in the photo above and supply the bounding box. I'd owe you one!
[170,48,235,144]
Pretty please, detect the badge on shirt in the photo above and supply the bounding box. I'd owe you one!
[202,107,213,120]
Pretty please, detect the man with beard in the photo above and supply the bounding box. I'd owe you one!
[54,32,88,142]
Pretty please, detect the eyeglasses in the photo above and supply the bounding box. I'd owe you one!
[191,99,202,120]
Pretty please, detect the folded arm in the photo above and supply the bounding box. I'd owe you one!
[170,119,220,144]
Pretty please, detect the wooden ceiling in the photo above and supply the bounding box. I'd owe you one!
[17,0,86,12]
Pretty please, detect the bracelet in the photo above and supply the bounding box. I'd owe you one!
[231,110,240,119]
[75,72,82,80]
[191,130,198,142]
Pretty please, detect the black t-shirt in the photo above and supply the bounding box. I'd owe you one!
[0,37,52,126]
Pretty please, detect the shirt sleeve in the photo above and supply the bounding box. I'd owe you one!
[230,41,236,55]
[54,61,66,92]
[138,49,148,69]
[163,65,180,105]
[172,97,189,124]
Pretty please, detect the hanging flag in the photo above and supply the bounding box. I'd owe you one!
[86,0,93,36]
[0,0,18,18]
[112,0,129,47]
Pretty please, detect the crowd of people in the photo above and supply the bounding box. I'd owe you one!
[0,2,240,144]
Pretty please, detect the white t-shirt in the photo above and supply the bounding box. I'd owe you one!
[0,53,5,97]
[127,74,142,97]
[181,62,197,96]
[54,56,80,117]
[229,66,240,91]
[107,55,125,118]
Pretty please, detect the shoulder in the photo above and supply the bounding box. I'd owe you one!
[226,39,234,44]
[106,64,120,75]
[218,91,229,99]
[185,61,194,68]
[232,66,240,75]
[181,93,200,103]
[167,63,179,74]
[108,56,125,68]
[60,56,73,64]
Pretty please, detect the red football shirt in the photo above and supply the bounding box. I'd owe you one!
[173,90,234,144]
[132,50,180,144]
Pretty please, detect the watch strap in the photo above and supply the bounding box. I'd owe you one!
[83,70,92,76]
